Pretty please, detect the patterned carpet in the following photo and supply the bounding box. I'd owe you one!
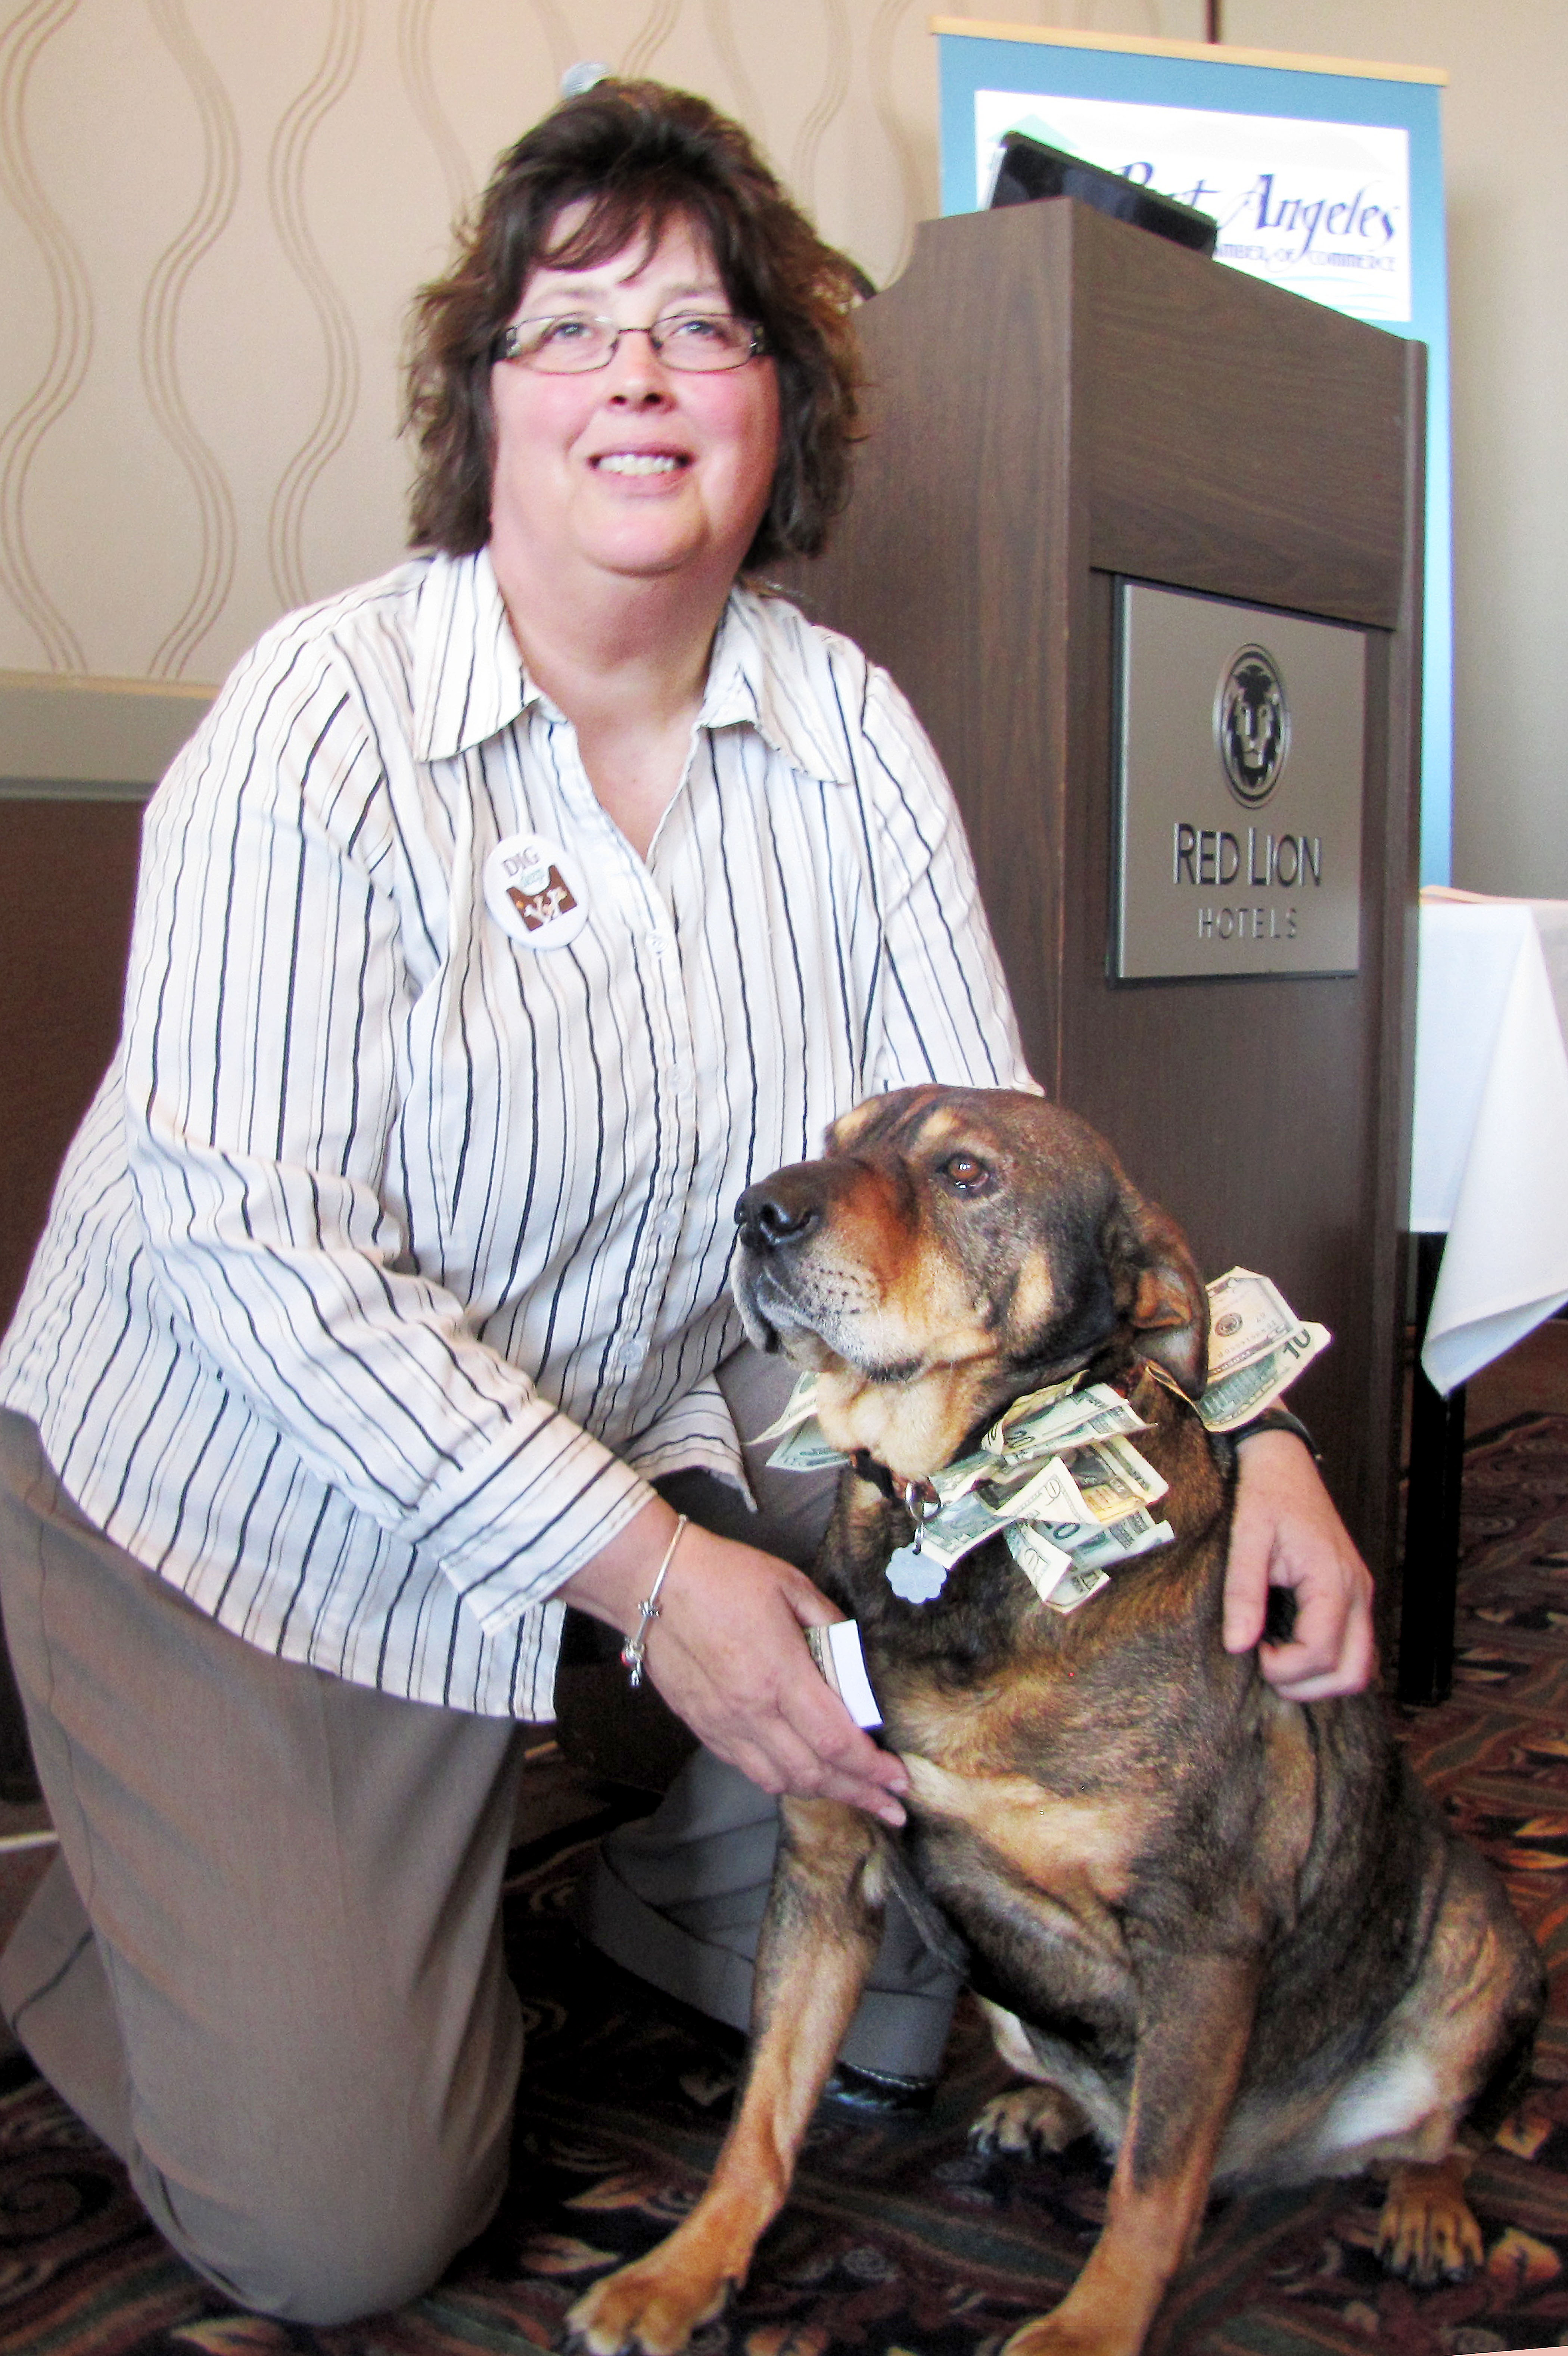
[7,1411,1568,2356]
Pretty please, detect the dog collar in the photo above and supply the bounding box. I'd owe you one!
[850,1452,939,1518]
[850,1448,894,1495]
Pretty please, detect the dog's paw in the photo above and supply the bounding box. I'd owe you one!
[1375,2160,1484,2285]
[564,2256,733,2356]
[971,2083,1089,2158]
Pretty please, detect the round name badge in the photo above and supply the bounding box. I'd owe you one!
[483,832,588,951]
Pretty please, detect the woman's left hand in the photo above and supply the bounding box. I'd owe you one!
[1222,1431,1377,1700]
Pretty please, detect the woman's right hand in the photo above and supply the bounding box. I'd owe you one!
[561,1499,909,1827]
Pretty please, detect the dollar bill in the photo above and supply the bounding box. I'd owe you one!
[766,1416,850,1472]
[993,1451,1096,1527]
[929,1447,1002,1504]
[916,1482,1023,1570]
[855,1381,1152,1513]
[931,1441,1052,1505]
[981,1381,1149,1469]
[986,1371,1084,1441]
[1003,1519,1076,1603]
[1068,1434,1168,1517]
[1197,1322,1331,1431]
[1024,1498,1166,1558]
[751,1370,823,1445]
[926,1382,1082,1504]
[987,1440,1158,1538]
[914,1442,1176,1582]
[943,1453,1148,1556]
[1067,1512,1175,1572]
[914,1452,1079,1569]
[1204,1269,1301,1384]
[1009,1504,1172,1589]
[1042,1560,1114,1614]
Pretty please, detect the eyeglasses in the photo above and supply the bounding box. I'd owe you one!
[496,311,765,374]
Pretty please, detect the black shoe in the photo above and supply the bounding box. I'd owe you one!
[821,2059,936,2115]
[571,1928,936,2115]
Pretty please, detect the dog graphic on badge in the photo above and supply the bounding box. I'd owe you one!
[509,864,575,933]
[483,832,588,951]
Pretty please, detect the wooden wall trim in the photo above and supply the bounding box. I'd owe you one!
[0,797,146,1333]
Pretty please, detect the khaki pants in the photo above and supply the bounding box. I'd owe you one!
[0,1408,520,2323]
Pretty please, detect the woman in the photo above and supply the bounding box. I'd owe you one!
[0,80,1371,2324]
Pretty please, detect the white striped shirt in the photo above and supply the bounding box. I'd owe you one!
[1,550,1029,1717]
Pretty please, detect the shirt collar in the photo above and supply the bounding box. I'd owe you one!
[412,547,538,764]
[697,587,855,786]
[412,551,853,786]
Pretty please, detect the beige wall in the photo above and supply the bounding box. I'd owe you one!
[1,1,1561,889]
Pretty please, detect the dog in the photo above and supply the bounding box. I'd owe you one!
[569,1086,1543,2356]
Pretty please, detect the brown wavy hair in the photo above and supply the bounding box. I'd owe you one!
[404,80,864,570]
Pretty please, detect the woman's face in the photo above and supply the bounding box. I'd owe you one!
[488,211,781,605]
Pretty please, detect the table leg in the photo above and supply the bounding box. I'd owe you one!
[1398,1232,1467,1706]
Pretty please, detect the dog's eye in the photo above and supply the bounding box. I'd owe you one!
[940,1151,990,1195]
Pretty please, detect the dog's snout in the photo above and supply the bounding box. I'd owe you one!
[735,1177,821,1252]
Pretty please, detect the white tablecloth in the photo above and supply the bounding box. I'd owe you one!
[1412,889,1568,1394]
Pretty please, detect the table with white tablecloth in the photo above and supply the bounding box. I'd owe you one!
[1400,889,1568,1701]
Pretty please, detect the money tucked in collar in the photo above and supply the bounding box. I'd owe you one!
[765,1417,850,1473]
[757,1374,1179,1600]
[992,1457,1172,1569]
[1197,1324,1330,1429]
[1006,1524,1108,1613]
[1203,1269,1303,1383]
[757,1264,1326,1609]
[968,1380,1149,1480]
[1196,1269,1331,1431]
[980,1370,1084,1446]
[905,1442,1169,1577]
[1196,1327,1329,1430]
[1067,1434,1168,1517]
[930,1381,1148,1502]
[1062,1511,1175,1573]
[752,1369,826,1445]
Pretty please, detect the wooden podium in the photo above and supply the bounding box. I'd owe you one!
[777,198,1423,1588]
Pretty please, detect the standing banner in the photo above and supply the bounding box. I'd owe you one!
[934,20,1451,885]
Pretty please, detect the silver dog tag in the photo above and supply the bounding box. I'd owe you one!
[886,1545,948,1604]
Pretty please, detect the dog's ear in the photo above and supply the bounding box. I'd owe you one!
[1103,1184,1209,1400]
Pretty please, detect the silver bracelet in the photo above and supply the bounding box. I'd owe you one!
[620,1514,688,1689]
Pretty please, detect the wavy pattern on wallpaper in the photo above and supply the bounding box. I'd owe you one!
[398,0,473,229]
[703,0,763,132]
[622,0,682,80]
[265,0,364,615]
[0,0,89,671]
[0,0,957,679]
[525,0,576,87]
[790,0,854,221]
[867,0,924,284]
[141,0,240,680]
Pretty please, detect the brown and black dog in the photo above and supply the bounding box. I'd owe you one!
[569,1087,1543,2356]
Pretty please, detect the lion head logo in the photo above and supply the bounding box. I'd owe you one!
[1216,645,1290,807]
